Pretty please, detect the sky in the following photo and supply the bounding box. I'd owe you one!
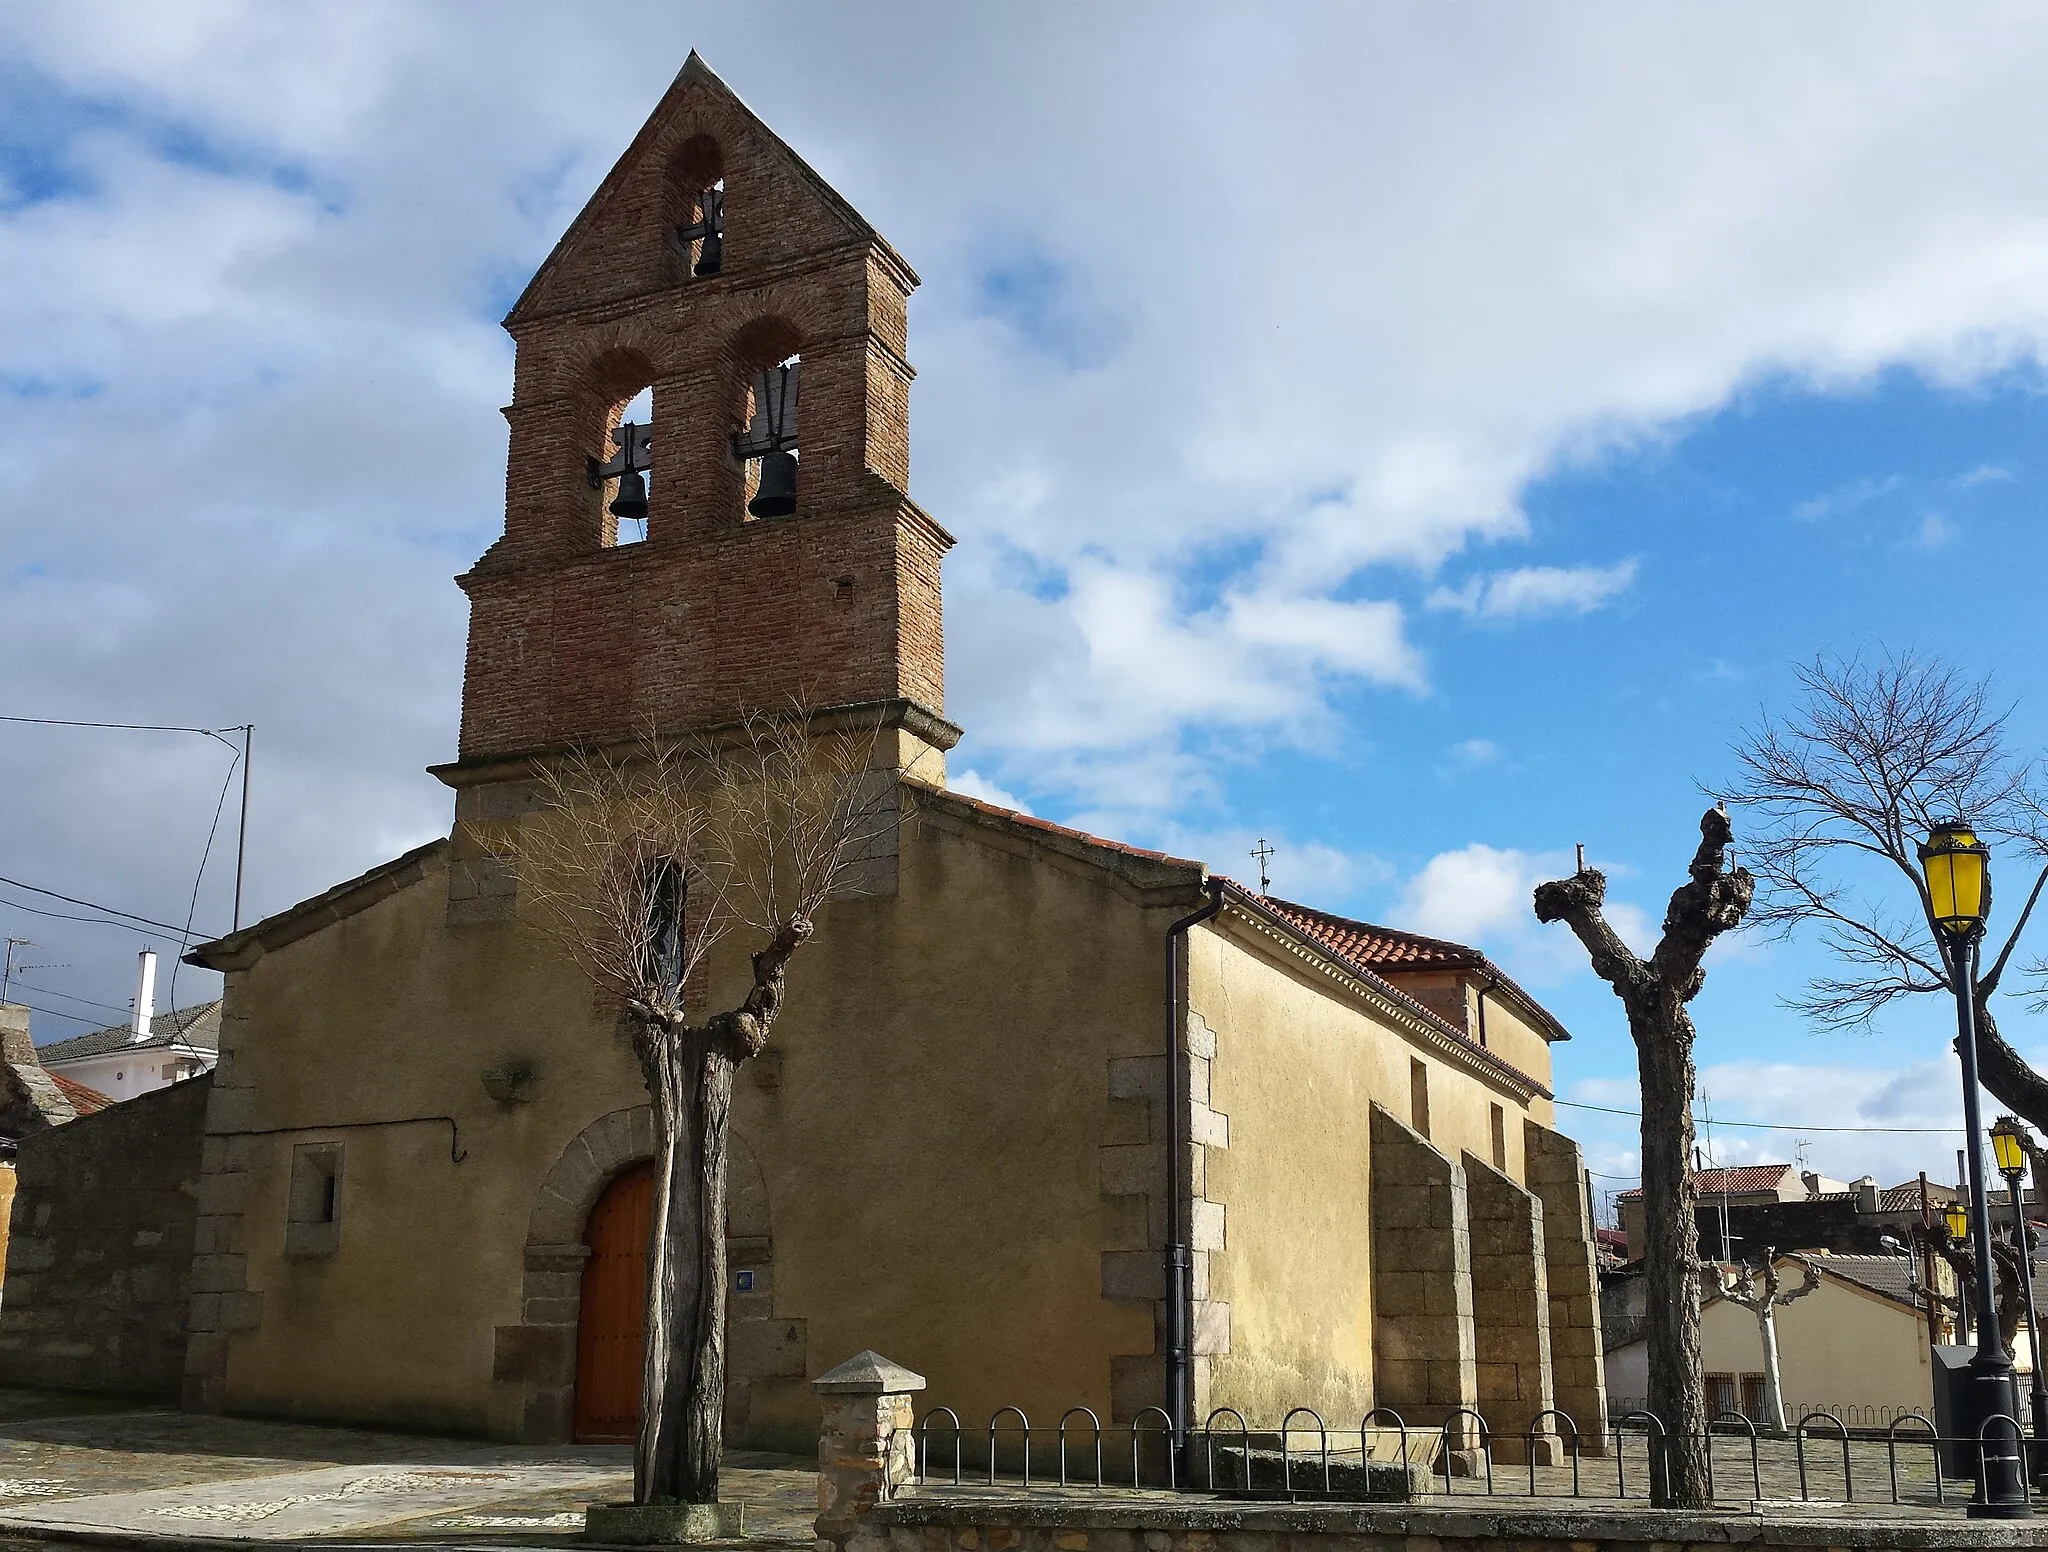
[6,3,2048,1214]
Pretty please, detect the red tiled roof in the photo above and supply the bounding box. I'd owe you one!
[1256,895,1569,1044]
[1261,898,1482,969]
[50,1073,113,1116]
[1617,1164,1792,1201]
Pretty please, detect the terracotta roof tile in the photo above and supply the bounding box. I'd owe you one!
[1617,1164,1793,1201]
[48,1073,113,1116]
[1260,898,1483,969]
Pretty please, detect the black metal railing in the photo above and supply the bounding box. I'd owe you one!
[890,1401,2038,1512]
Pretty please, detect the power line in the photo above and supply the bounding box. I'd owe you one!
[0,714,234,736]
[5,997,108,1029]
[1555,1096,1963,1135]
[14,982,134,1019]
[0,875,215,940]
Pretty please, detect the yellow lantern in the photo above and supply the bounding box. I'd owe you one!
[1992,1114,2031,1178]
[1946,1200,1971,1241]
[1919,820,1991,942]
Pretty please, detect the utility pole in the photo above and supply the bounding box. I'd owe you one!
[232,723,253,931]
[0,938,28,1006]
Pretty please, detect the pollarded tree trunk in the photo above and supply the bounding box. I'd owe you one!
[631,920,809,1505]
[1635,994,1705,1493]
[1535,807,1753,1509]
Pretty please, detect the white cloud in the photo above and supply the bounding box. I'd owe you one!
[1426,561,1639,622]
[15,6,2048,1017]
[947,769,1029,814]
[1791,475,1904,522]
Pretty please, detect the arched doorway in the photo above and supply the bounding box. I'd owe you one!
[573,1162,654,1442]
[560,1128,792,1447]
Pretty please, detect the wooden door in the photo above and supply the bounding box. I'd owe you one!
[574,1163,655,1442]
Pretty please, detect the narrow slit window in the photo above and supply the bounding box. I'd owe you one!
[1409,1057,1430,1141]
[1490,1103,1507,1171]
[285,1142,344,1258]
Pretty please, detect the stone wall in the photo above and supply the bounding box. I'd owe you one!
[1368,1104,1478,1454]
[1462,1152,1556,1464]
[854,1495,2048,1552]
[0,1075,210,1395]
[1524,1120,1609,1450]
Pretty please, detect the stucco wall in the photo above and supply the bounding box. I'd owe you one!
[198,797,1189,1445]
[1702,1271,1932,1419]
[1192,913,1557,1425]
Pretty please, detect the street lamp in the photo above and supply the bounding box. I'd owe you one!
[1992,1114,2048,1480]
[1919,820,2031,1517]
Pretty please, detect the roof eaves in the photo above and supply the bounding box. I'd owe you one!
[1215,880,1552,1103]
[186,838,447,973]
[1261,897,1570,1044]
[914,789,1204,903]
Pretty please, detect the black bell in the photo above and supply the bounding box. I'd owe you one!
[749,450,797,518]
[609,468,649,523]
[693,227,723,277]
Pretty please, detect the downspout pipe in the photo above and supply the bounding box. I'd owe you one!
[1165,876,1225,1457]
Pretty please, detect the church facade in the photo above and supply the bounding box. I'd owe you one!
[170,57,1606,1457]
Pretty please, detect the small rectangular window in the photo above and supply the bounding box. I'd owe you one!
[1409,1058,1431,1140]
[285,1142,344,1258]
[1707,1373,1737,1418]
[1740,1374,1768,1421]
[1490,1104,1508,1171]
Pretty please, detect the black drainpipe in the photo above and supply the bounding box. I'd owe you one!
[1164,876,1225,1457]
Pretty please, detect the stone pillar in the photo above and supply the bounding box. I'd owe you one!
[1463,1154,1559,1466]
[815,1350,924,1552]
[1525,1120,1610,1454]
[1369,1104,1481,1472]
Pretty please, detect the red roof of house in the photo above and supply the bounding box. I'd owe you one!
[50,1073,113,1116]
[1260,898,1482,969]
[1617,1164,1793,1201]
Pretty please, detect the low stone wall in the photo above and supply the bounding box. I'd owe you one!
[858,1495,2048,1551]
[0,1076,210,1396]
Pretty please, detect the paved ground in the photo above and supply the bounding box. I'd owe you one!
[0,1391,817,1548]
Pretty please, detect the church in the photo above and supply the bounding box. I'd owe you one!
[8,56,1607,1460]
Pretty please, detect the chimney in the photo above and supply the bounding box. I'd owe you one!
[1858,1176,1879,1214]
[131,949,156,1042]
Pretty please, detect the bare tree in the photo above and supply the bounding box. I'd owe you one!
[1534,807,1754,1508]
[1725,655,2048,1154]
[489,709,887,1505]
[1702,1250,1819,1432]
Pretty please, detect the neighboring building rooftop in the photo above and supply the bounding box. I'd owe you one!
[1617,1164,1794,1201]
[1805,1253,1919,1307]
[36,1002,222,1064]
[1880,1179,1960,1213]
[47,1074,113,1117]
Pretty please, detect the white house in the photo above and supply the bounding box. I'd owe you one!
[35,951,218,1104]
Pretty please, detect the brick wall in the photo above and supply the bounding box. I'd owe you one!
[457,59,949,764]
[0,1075,210,1396]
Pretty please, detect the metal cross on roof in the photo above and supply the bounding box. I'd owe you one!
[1250,838,1275,896]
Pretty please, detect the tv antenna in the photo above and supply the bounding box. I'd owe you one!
[1250,838,1275,895]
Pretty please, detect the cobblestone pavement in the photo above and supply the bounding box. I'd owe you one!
[0,1390,818,1547]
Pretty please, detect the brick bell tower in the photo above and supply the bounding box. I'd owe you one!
[441,54,956,796]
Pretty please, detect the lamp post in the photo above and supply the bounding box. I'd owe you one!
[1920,820,2031,1517]
[1947,1199,1976,1343]
[1992,1114,2048,1482]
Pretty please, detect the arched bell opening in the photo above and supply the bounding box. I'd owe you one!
[724,316,804,523]
[582,347,657,548]
[664,133,725,281]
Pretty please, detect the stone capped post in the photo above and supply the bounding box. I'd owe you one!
[814,1350,924,1552]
